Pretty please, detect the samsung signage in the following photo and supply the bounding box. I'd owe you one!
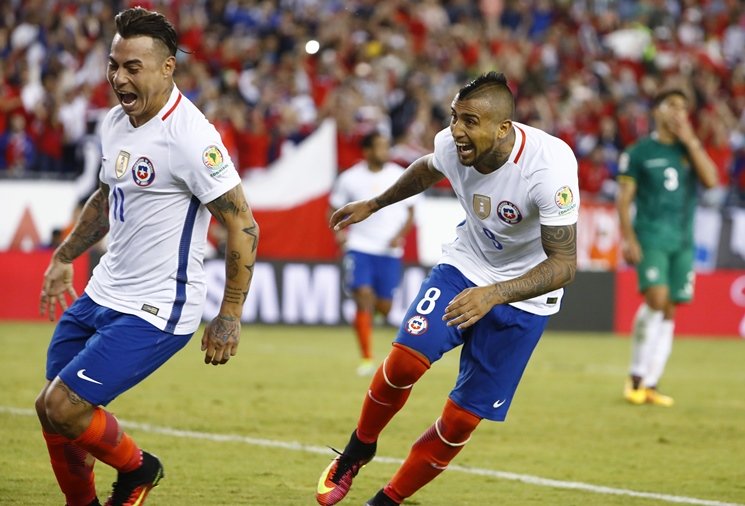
[203,260,427,326]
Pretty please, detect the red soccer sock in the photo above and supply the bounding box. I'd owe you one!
[73,407,142,472]
[354,310,373,359]
[384,398,481,502]
[43,431,97,506]
[356,343,430,443]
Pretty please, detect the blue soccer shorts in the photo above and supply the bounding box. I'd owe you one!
[395,264,549,421]
[46,293,193,406]
[343,250,403,301]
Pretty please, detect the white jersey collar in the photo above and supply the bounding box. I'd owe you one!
[508,123,527,165]
[159,85,183,122]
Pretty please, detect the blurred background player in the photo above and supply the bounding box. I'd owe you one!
[317,72,579,506]
[34,7,258,506]
[329,130,417,375]
[617,88,719,407]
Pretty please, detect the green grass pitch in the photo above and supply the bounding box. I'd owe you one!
[1,322,743,505]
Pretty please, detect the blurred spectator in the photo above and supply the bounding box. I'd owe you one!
[578,145,614,202]
[0,0,742,206]
[0,112,35,174]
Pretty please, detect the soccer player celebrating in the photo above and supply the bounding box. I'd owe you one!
[35,8,258,506]
[617,88,719,407]
[316,71,579,506]
[329,131,417,376]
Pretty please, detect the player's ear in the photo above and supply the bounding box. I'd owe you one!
[162,55,175,79]
[496,119,512,139]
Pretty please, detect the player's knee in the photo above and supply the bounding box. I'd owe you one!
[354,287,376,310]
[644,288,669,311]
[34,387,48,421]
[376,301,392,317]
[438,398,481,445]
[43,381,88,437]
[384,344,430,388]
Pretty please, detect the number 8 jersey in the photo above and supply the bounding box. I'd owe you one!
[432,122,579,316]
[86,86,242,334]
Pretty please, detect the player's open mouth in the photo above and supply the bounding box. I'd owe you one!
[455,142,474,157]
[118,92,138,107]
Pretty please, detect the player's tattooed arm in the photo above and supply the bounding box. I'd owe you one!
[490,223,577,303]
[55,183,111,263]
[373,154,444,210]
[202,184,258,365]
[331,154,444,232]
[443,224,577,330]
[206,184,259,311]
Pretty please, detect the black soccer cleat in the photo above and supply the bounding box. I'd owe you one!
[104,451,164,506]
[365,489,400,506]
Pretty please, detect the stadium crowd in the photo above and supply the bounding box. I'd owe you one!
[0,0,743,205]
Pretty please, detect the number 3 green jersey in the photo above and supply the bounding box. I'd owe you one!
[618,136,697,251]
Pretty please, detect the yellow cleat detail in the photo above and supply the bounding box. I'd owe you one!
[623,380,647,405]
[645,388,674,407]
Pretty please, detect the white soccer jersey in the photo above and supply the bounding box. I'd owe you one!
[433,122,579,315]
[85,86,241,334]
[330,161,417,257]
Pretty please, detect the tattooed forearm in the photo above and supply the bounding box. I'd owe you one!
[56,188,110,263]
[243,224,258,252]
[488,224,577,305]
[374,155,443,210]
[226,251,240,278]
[208,184,259,316]
[206,186,249,225]
[224,286,245,305]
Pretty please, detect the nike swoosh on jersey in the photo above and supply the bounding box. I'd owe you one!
[492,399,506,408]
[76,369,103,385]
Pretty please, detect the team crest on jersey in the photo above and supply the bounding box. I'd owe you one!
[132,157,155,187]
[497,201,522,224]
[472,194,491,220]
[203,145,227,177]
[406,315,428,335]
[115,150,130,179]
[554,186,575,210]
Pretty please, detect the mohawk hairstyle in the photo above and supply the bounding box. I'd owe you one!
[458,71,509,101]
[456,71,515,119]
[115,7,178,57]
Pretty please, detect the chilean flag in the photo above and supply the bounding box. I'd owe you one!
[242,119,419,262]
[242,120,340,261]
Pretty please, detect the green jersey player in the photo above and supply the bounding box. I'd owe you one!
[617,88,719,407]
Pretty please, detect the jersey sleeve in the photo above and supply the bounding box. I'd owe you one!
[617,145,639,181]
[431,128,453,179]
[175,122,242,204]
[531,143,580,226]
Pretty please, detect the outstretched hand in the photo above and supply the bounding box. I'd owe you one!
[39,257,78,321]
[329,200,377,231]
[201,315,241,366]
[443,286,495,330]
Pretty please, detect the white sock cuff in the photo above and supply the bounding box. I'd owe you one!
[433,417,470,447]
[382,357,414,390]
[367,389,393,407]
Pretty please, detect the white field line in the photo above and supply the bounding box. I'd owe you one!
[3,406,742,506]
